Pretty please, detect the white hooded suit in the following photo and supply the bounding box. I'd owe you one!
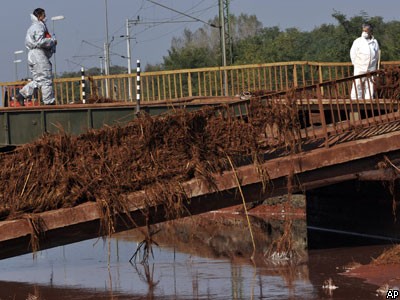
[19,14,57,104]
[350,33,379,100]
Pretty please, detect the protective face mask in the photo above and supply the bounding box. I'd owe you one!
[361,32,369,39]
[42,17,47,23]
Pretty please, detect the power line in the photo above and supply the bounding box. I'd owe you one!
[111,1,218,50]
[81,39,126,59]
[147,0,219,28]
[71,1,221,72]
[82,40,103,51]
[127,3,218,43]
[65,59,89,70]
[143,1,216,23]
[110,0,147,38]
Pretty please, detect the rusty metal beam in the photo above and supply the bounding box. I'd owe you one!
[0,97,240,146]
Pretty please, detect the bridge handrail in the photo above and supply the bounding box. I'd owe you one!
[1,60,400,106]
[253,67,400,149]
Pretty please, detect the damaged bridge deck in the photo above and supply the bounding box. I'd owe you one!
[1,69,400,260]
[1,121,400,260]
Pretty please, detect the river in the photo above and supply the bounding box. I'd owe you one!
[2,182,400,299]
[0,207,396,300]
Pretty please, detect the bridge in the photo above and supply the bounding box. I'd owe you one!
[0,62,400,260]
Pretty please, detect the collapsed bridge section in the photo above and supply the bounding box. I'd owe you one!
[1,68,400,259]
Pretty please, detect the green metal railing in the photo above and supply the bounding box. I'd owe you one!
[1,61,399,106]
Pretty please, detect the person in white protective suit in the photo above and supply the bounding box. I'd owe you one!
[350,24,380,100]
[16,8,57,106]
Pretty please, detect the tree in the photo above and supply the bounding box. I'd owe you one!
[59,65,128,78]
[132,12,400,72]
[153,13,264,70]
[163,46,218,70]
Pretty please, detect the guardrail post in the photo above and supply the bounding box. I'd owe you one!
[81,67,86,104]
[316,83,329,148]
[293,64,298,88]
[2,86,7,107]
[136,60,141,113]
[188,72,192,97]
[318,64,324,97]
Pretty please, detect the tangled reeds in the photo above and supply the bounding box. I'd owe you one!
[0,99,302,239]
[372,244,400,265]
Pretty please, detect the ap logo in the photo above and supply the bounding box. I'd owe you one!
[387,289,399,299]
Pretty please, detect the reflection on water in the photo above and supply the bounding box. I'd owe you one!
[0,211,387,300]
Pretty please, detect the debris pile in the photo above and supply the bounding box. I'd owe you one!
[372,245,400,265]
[0,99,301,230]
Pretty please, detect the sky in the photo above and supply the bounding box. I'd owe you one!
[1,0,399,82]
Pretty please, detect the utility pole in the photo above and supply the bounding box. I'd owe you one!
[219,1,234,63]
[219,0,228,96]
[122,18,139,101]
[104,0,110,97]
[125,19,132,100]
[223,0,234,64]
[99,57,104,75]
[50,15,65,78]
[13,50,24,81]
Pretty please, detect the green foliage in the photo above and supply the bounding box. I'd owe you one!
[163,46,218,70]
[59,66,128,78]
[378,20,400,60]
[145,63,164,72]
[76,12,400,73]
[153,11,400,70]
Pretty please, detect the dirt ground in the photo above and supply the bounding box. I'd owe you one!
[345,244,400,290]
[345,263,400,288]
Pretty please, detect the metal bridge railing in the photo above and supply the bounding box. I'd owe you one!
[256,67,400,149]
[1,61,400,107]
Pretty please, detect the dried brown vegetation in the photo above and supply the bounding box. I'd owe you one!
[372,244,400,265]
[0,99,302,238]
[376,67,400,99]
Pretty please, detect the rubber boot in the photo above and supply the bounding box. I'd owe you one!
[16,93,25,106]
